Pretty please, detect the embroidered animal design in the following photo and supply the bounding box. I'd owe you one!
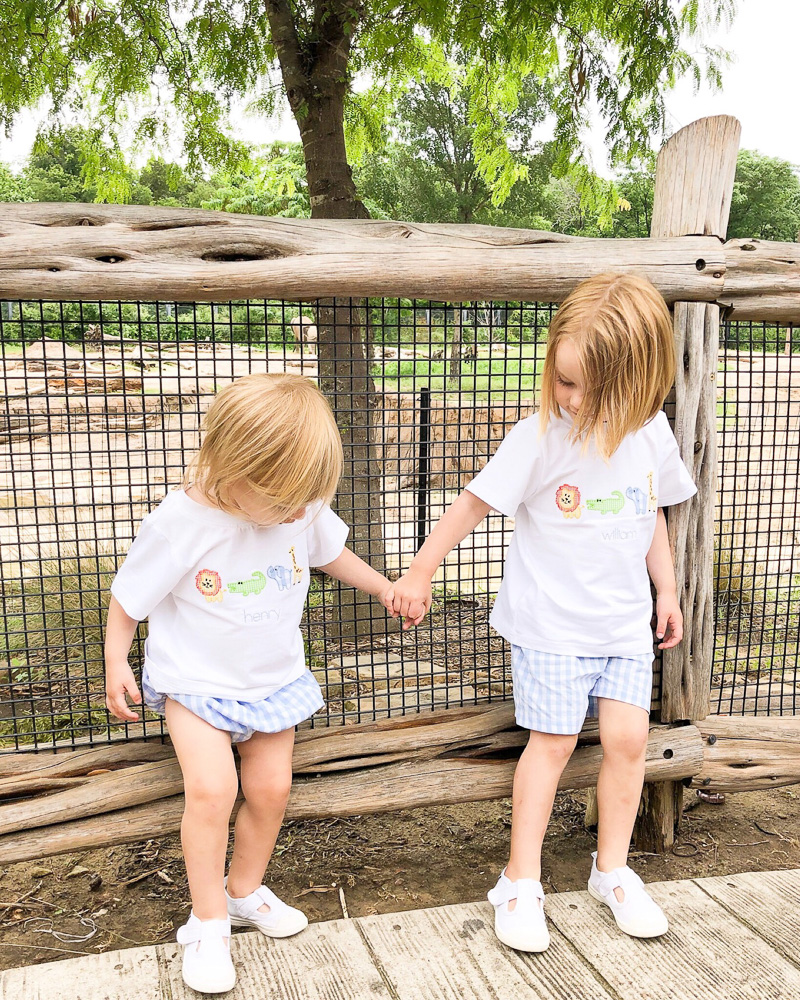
[227,571,267,597]
[195,568,224,603]
[267,564,293,592]
[586,490,625,515]
[625,486,647,515]
[289,546,303,585]
[555,483,582,519]
[647,471,658,512]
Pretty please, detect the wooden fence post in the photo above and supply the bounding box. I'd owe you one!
[634,115,741,853]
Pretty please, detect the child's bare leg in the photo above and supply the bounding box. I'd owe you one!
[165,698,239,921]
[505,730,579,897]
[596,698,649,896]
[226,728,295,909]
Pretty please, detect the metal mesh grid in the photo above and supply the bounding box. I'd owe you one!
[3,298,794,751]
[714,320,799,716]
[0,298,557,749]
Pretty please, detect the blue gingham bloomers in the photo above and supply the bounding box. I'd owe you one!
[141,668,324,744]
[511,645,653,735]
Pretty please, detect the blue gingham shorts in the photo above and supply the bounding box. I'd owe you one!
[141,668,324,744]
[511,645,653,735]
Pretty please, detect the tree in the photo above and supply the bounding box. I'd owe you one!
[0,1,736,633]
[727,150,800,242]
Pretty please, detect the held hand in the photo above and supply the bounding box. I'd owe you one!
[105,661,143,722]
[655,591,683,649]
[392,569,432,629]
[377,581,398,618]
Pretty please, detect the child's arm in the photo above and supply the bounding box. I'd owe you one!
[317,548,397,616]
[104,595,144,721]
[646,508,683,649]
[394,489,492,628]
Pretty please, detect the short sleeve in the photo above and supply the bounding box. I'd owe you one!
[465,416,543,517]
[111,517,193,620]
[305,502,350,567]
[656,412,698,507]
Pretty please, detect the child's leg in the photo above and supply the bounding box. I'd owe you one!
[226,727,295,906]
[506,730,579,888]
[595,698,649,883]
[165,698,239,920]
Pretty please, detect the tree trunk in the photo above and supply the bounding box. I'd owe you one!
[266,3,387,637]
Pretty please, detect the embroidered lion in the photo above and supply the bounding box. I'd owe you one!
[195,568,224,602]
[555,483,582,519]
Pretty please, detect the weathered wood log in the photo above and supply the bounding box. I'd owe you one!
[661,301,718,722]
[635,114,739,853]
[690,716,800,792]
[720,239,800,322]
[0,741,174,778]
[0,723,702,864]
[0,208,724,305]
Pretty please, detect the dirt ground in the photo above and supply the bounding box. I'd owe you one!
[1,786,798,972]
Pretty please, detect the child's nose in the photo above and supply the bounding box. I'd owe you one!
[570,388,583,409]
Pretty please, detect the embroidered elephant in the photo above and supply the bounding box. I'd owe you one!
[267,564,293,592]
[625,486,648,515]
[586,490,625,515]
[227,570,267,597]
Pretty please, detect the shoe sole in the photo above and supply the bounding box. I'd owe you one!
[182,969,236,994]
[229,915,308,938]
[587,883,669,938]
[494,918,550,953]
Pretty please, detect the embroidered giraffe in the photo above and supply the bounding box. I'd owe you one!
[647,471,658,513]
[289,546,303,585]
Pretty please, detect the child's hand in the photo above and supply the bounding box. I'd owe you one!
[105,661,143,722]
[377,580,398,617]
[392,569,432,630]
[655,591,683,649]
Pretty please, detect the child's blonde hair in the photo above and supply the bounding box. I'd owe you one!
[184,373,343,518]
[539,272,676,458]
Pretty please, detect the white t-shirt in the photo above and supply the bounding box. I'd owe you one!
[466,410,697,656]
[111,490,349,700]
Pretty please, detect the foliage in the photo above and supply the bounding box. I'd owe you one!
[0,1,737,215]
[728,150,800,242]
[201,143,310,216]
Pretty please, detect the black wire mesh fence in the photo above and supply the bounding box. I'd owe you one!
[714,320,799,715]
[0,299,796,751]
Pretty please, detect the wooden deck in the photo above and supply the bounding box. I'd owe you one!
[2,868,799,999]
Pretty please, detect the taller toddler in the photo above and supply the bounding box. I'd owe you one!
[393,273,696,950]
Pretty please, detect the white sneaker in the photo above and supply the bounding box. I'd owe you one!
[225,878,308,938]
[487,869,550,952]
[176,912,236,994]
[587,852,669,938]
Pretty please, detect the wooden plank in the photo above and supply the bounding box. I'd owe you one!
[548,879,800,1000]
[0,205,724,303]
[0,725,703,863]
[163,922,390,1000]
[690,715,800,792]
[355,900,618,1000]
[0,944,162,1000]
[694,869,800,965]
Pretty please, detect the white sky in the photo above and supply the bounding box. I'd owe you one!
[1,0,797,175]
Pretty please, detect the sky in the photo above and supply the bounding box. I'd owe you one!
[0,0,797,176]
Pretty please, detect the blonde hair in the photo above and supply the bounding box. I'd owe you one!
[539,273,676,458]
[184,373,343,518]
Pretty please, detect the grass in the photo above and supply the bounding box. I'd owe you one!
[372,355,543,399]
[0,547,137,748]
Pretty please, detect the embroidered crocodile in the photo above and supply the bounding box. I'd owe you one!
[227,570,267,597]
[586,490,625,515]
